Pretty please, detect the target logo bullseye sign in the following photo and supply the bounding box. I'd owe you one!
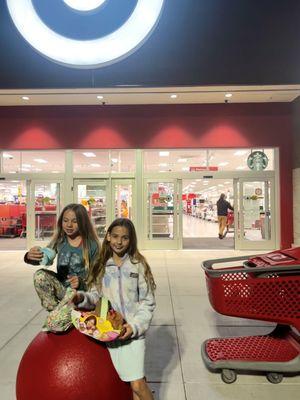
[6,0,164,68]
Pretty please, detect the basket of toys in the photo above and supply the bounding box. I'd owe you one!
[71,297,124,342]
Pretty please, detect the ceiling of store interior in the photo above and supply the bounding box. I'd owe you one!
[0,85,299,106]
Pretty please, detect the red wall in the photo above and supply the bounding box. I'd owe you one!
[0,103,293,248]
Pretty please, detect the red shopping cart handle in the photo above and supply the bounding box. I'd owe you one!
[202,254,300,277]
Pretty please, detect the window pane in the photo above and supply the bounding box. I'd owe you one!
[73,150,110,173]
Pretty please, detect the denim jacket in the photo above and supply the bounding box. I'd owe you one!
[77,254,156,339]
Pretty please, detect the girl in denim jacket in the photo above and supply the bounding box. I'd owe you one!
[74,218,156,400]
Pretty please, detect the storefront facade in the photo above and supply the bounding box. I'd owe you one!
[0,103,293,251]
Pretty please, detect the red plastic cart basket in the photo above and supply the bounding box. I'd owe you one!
[201,248,300,384]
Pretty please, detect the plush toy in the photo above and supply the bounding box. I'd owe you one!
[72,297,124,342]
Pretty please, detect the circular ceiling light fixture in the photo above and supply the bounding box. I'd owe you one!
[63,0,107,12]
[6,0,165,68]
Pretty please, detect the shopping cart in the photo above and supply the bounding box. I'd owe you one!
[201,248,300,384]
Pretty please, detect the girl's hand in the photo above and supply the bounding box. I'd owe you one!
[67,275,80,289]
[119,323,133,340]
[72,291,84,305]
[27,246,43,261]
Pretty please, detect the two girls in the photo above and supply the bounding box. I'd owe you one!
[24,203,100,331]
[74,218,156,400]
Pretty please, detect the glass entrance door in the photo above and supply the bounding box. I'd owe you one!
[234,178,276,250]
[28,180,62,247]
[74,180,108,239]
[144,180,180,249]
[112,179,134,221]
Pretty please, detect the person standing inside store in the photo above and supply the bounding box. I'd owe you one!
[216,193,234,239]
[24,203,100,331]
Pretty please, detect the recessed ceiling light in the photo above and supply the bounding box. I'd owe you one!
[159,151,169,157]
[97,95,104,100]
[159,163,168,167]
[3,153,13,159]
[33,158,48,163]
[90,163,101,167]
[178,158,187,163]
[21,167,30,171]
[51,171,60,173]
[22,96,30,101]
[22,164,31,168]
[82,152,96,158]
[218,162,229,166]
[111,158,118,163]
[236,166,247,170]
[170,94,177,99]
[225,93,232,98]
[234,150,248,156]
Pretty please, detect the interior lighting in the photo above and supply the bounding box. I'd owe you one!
[3,153,13,159]
[90,163,101,167]
[111,158,118,163]
[33,158,48,163]
[21,96,30,101]
[83,152,96,157]
[6,0,165,68]
[21,167,30,171]
[159,151,169,157]
[181,167,189,171]
[234,150,248,156]
[159,163,167,167]
[218,162,229,166]
[97,95,104,100]
[236,166,247,170]
[178,158,187,163]
[225,93,232,98]
[170,94,177,99]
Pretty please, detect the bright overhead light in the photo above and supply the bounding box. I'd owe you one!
[33,158,48,163]
[90,163,101,167]
[7,0,165,68]
[63,0,106,12]
[22,164,31,167]
[218,162,229,166]
[111,158,118,163]
[178,158,187,163]
[159,163,167,167]
[224,181,231,184]
[170,94,177,99]
[182,167,189,171]
[83,152,96,158]
[21,96,30,101]
[159,151,169,157]
[51,170,60,173]
[234,150,248,156]
[20,167,30,171]
[97,95,104,100]
[225,93,232,98]
[3,153,13,159]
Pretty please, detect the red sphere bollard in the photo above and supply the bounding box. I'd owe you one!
[16,328,132,400]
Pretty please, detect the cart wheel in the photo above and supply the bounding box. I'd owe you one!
[266,372,283,384]
[221,369,237,384]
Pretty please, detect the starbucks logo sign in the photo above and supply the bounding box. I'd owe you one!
[247,151,268,171]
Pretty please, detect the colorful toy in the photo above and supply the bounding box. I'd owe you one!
[72,297,124,342]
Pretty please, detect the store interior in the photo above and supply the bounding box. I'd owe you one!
[182,179,234,249]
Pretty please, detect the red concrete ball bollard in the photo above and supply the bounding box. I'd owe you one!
[16,328,132,400]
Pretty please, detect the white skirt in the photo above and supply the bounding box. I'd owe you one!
[107,337,145,382]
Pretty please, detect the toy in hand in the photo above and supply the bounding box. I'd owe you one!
[71,297,124,342]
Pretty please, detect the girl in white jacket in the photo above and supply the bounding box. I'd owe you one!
[74,218,156,400]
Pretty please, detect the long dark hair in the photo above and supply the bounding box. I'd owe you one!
[49,203,100,271]
[87,218,156,293]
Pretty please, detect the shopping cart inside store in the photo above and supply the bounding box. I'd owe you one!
[201,248,300,384]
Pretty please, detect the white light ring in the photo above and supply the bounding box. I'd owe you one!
[6,0,164,68]
[63,0,107,12]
